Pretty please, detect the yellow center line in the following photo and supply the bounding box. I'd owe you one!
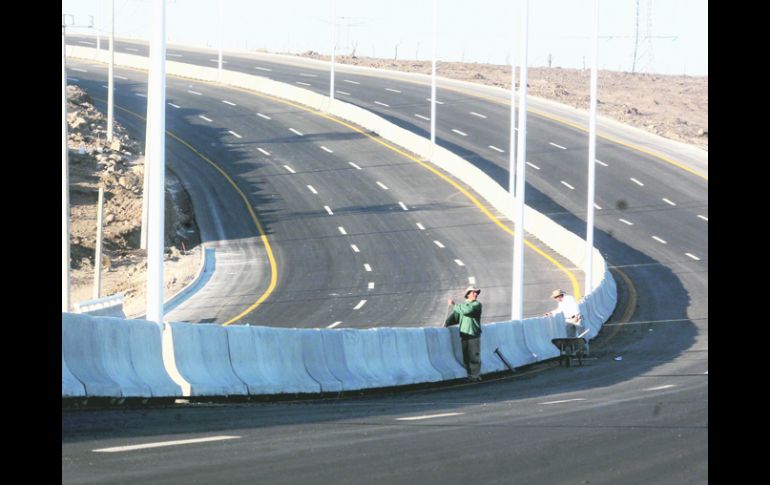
[94,98,278,326]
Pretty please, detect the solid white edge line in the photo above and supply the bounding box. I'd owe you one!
[644,384,676,392]
[397,412,463,421]
[540,398,586,405]
[93,436,240,453]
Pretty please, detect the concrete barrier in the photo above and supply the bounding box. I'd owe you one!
[394,328,444,384]
[61,312,125,398]
[61,355,86,398]
[498,321,538,368]
[424,327,467,380]
[300,329,344,393]
[227,325,321,395]
[169,322,248,397]
[478,324,507,374]
[122,318,182,397]
[523,317,561,361]
[375,327,415,386]
[320,329,369,391]
[342,328,400,389]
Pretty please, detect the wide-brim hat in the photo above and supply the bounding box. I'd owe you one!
[465,285,481,297]
[551,289,565,299]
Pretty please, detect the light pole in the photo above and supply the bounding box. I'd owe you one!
[430,0,437,152]
[329,0,336,103]
[585,0,599,293]
[63,17,71,313]
[106,0,114,142]
[511,0,529,321]
[146,0,167,325]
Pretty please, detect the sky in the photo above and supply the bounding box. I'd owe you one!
[62,0,708,76]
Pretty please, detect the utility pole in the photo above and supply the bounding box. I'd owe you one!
[63,16,72,313]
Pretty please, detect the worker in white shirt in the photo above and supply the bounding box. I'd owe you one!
[545,289,584,338]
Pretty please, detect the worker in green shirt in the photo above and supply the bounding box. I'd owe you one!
[444,285,483,382]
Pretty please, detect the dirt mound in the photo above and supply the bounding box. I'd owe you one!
[66,85,201,317]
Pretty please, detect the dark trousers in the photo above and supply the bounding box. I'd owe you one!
[461,335,481,378]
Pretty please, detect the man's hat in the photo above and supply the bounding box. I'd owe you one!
[465,285,481,297]
[551,289,565,299]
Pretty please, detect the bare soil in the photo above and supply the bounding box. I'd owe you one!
[66,85,201,318]
[297,52,708,150]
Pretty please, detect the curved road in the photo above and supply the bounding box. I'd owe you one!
[62,37,707,483]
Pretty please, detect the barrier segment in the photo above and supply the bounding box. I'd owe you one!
[375,327,415,386]
[394,328,444,384]
[62,355,86,398]
[62,312,124,398]
[342,328,400,389]
[320,329,369,391]
[227,325,321,395]
[169,322,248,397]
[523,316,561,361]
[424,327,467,380]
[300,329,344,393]
[124,318,182,397]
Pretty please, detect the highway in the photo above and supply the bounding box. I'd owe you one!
[62,37,707,483]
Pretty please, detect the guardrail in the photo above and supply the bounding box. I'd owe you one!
[63,46,617,399]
